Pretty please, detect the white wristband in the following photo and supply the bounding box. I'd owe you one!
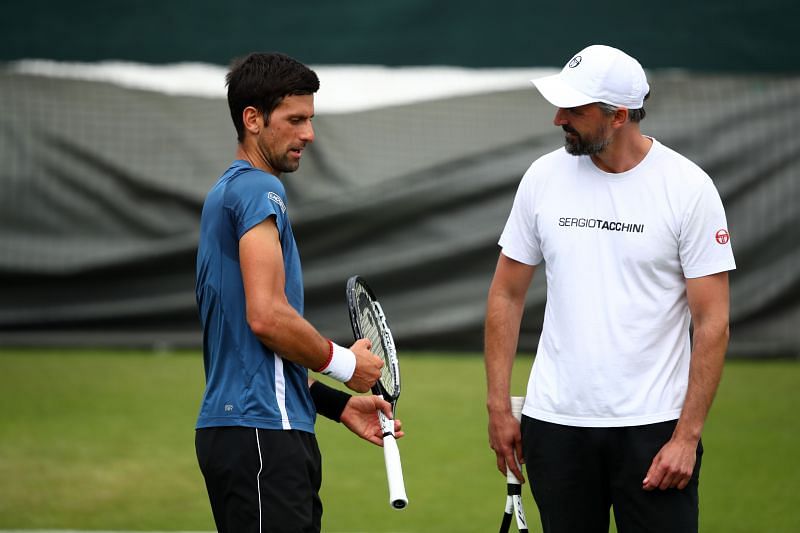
[317,341,356,383]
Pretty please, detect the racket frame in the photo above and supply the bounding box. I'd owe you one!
[345,276,408,510]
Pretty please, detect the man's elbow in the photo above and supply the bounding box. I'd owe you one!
[721,322,730,343]
[696,318,730,353]
[711,316,730,345]
[246,311,280,344]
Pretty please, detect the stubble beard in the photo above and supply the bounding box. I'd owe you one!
[273,155,300,174]
[261,141,301,175]
[563,126,611,156]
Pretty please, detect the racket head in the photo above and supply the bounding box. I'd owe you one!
[346,276,400,403]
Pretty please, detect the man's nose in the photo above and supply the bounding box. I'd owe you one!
[301,121,315,143]
[553,108,568,126]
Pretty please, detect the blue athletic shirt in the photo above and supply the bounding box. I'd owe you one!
[195,160,315,433]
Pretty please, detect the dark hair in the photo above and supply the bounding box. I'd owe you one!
[596,91,650,123]
[226,52,320,142]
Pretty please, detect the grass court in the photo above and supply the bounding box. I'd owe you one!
[0,350,797,532]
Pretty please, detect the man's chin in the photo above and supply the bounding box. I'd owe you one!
[276,162,301,174]
[564,140,582,156]
[565,138,609,156]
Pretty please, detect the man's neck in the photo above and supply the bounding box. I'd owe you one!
[236,144,279,177]
[590,132,653,174]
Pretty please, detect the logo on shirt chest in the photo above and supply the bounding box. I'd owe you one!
[558,216,645,233]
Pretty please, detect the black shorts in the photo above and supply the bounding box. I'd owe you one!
[521,417,702,533]
[195,426,322,533]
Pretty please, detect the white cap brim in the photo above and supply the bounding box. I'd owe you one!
[531,74,596,109]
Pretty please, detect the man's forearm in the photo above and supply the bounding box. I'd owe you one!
[484,293,525,414]
[673,319,729,442]
[249,301,331,370]
[484,255,536,414]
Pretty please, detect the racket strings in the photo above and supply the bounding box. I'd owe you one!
[355,286,398,398]
[357,310,396,396]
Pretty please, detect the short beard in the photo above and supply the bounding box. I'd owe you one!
[261,144,301,175]
[563,126,611,156]
[273,156,300,174]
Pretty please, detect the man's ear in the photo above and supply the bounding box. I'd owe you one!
[612,107,630,128]
[242,106,262,136]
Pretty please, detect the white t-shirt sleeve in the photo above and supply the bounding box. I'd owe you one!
[680,177,736,278]
[498,169,543,266]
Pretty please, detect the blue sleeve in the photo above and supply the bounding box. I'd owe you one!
[223,170,289,239]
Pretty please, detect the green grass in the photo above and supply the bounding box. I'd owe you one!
[0,349,798,532]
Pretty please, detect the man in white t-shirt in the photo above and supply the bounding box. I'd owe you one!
[484,45,735,533]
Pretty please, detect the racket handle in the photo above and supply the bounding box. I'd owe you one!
[382,433,408,509]
[510,396,524,421]
[506,468,523,484]
[378,411,407,509]
[506,396,525,484]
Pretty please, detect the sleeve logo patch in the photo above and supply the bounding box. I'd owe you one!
[715,229,730,244]
[267,191,286,213]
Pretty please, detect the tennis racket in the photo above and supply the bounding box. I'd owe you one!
[346,275,408,510]
[499,396,528,533]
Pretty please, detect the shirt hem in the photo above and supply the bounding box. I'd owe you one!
[522,407,683,428]
[683,260,736,279]
[499,245,541,266]
[196,417,315,434]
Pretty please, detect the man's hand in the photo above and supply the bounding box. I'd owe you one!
[345,338,383,393]
[642,437,698,490]
[488,410,525,483]
[340,395,404,446]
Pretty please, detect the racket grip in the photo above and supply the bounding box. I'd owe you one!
[506,467,523,484]
[506,396,525,484]
[510,396,525,421]
[382,433,408,509]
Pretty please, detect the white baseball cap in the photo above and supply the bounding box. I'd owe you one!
[532,45,649,109]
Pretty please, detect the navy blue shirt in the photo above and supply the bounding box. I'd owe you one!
[195,160,315,433]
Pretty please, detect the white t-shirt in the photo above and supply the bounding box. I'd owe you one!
[499,138,736,427]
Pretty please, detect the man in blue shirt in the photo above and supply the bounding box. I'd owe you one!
[195,52,398,533]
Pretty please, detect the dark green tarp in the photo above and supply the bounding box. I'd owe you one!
[2,1,798,73]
